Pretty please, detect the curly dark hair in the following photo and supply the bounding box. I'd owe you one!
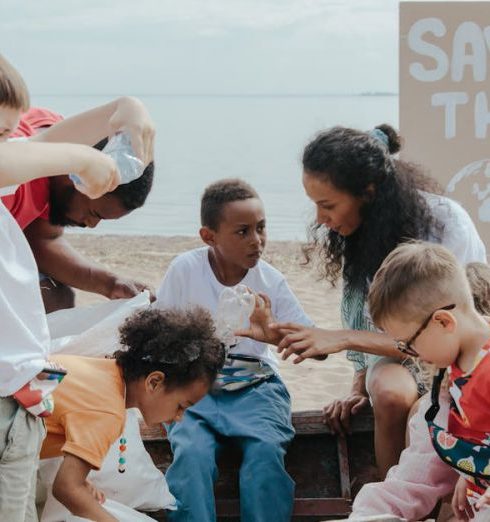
[201,178,259,230]
[94,137,154,211]
[302,124,443,292]
[114,307,225,389]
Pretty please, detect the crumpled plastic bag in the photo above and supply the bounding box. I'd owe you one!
[63,498,156,521]
[47,291,150,356]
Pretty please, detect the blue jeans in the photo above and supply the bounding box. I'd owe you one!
[165,376,295,522]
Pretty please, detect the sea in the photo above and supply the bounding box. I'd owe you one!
[32,94,398,241]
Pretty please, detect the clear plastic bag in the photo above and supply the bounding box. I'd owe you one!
[215,284,255,351]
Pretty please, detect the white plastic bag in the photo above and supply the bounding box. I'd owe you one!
[47,292,150,356]
[63,499,156,521]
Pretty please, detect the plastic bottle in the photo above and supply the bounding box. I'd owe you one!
[215,284,255,350]
[69,132,145,187]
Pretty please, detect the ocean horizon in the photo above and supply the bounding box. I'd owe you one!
[33,93,399,241]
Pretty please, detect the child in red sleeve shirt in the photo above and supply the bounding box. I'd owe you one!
[368,242,490,521]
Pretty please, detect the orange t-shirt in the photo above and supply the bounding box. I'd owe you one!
[41,355,126,470]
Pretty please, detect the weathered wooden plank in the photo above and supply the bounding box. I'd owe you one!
[140,409,378,521]
[139,409,375,441]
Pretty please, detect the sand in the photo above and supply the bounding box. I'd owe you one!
[67,233,354,412]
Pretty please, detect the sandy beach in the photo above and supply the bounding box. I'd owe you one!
[67,233,354,412]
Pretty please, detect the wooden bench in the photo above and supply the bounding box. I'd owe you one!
[139,409,377,521]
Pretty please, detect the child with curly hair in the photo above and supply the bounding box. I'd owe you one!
[39,307,225,522]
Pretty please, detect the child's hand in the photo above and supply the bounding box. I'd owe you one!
[475,485,490,511]
[235,292,281,345]
[75,147,120,199]
[108,96,155,165]
[85,479,106,505]
[452,475,474,521]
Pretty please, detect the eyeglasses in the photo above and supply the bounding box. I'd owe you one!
[395,304,456,357]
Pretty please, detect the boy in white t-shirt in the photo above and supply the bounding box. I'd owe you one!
[156,178,313,522]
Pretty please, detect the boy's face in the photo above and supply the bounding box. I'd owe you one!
[382,309,459,368]
[0,105,21,142]
[49,182,130,228]
[203,198,267,270]
[139,374,209,426]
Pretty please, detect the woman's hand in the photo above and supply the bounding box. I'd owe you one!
[323,392,370,434]
[271,323,350,363]
[109,97,155,165]
[452,475,474,521]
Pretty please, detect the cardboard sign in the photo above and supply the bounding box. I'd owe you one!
[400,2,490,249]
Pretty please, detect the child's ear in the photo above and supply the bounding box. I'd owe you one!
[199,226,216,247]
[434,310,456,332]
[146,371,165,392]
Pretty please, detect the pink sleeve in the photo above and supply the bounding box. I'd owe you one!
[350,392,458,520]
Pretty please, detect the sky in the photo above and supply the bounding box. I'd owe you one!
[1,0,402,96]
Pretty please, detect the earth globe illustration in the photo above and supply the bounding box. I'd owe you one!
[446,159,490,222]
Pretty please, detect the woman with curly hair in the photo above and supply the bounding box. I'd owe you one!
[270,124,486,477]
[39,307,225,522]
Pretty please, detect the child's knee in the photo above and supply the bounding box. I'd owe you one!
[242,439,285,468]
[368,366,418,412]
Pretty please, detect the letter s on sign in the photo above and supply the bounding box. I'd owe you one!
[408,18,449,82]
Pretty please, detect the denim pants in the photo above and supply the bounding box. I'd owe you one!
[166,376,295,522]
[0,397,45,522]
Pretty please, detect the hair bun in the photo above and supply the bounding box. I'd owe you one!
[375,124,401,154]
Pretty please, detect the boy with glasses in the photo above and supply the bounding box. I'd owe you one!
[367,241,490,521]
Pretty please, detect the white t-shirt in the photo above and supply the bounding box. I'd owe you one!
[155,247,313,373]
[0,196,49,396]
[424,191,486,264]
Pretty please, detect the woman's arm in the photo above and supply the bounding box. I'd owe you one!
[53,454,117,522]
[31,96,154,165]
[270,324,402,363]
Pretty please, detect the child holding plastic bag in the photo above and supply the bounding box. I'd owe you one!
[39,307,225,522]
[156,179,313,522]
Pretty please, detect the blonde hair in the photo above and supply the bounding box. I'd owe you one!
[368,241,473,328]
[420,262,490,390]
[0,54,30,111]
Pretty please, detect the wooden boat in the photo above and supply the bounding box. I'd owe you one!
[139,408,378,521]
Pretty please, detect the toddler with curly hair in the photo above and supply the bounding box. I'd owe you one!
[39,307,224,522]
